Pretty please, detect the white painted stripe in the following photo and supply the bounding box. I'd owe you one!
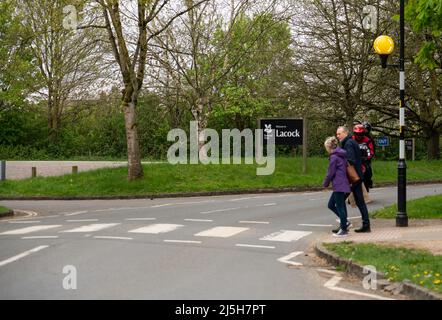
[0,245,49,267]
[239,221,269,225]
[262,203,276,206]
[316,268,340,275]
[184,219,213,222]
[151,204,173,208]
[175,200,215,205]
[62,223,119,233]
[277,251,303,266]
[260,230,312,242]
[400,71,405,90]
[324,276,394,300]
[164,240,202,244]
[65,211,88,216]
[129,224,184,234]
[66,219,99,222]
[302,192,322,195]
[195,226,249,238]
[235,244,275,249]
[200,207,240,214]
[298,224,333,227]
[94,236,133,240]
[228,197,253,202]
[21,236,59,239]
[336,217,360,222]
[0,225,62,235]
[400,140,405,159]
[125,218,157,221]
[8,221,41,224]
[400,108,405,126]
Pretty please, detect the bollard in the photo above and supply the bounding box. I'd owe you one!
[32,167,37,178]
[72,166,78,174]
[0,161,5,181]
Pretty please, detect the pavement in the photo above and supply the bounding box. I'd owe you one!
[0,183,441,299]
[320,219,442,255]
[2,161,164,180]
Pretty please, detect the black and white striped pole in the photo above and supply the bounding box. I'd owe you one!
[373,0,408,227]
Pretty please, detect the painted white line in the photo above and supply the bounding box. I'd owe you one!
[0,225,62,235]
[129,224,184,234]
[277,251,303,266]
[62,223,120,233]
[65,211,88,216]
[164,240,202,244]
[235,244,275,249]
[302,192,322,196]
[66,219,99,222]
[200,207,240,214]
[195,226,249,238]
[1,210,38,222]
[184,219,213,222]
[262,203,276,206]
[125,218,157,221]
[324,276,394,300]
[94,236,133,241]
[0,245,49,267]
[8,221,41,224]
[260,230,312,242]
[175,200,215,205]
[151,204,173,208]
[316,268,340,276]
[239,221,269,225]
[21,236,59,240]
[298,224,333,227]
[336,217,360,222]
[228,197,253,202]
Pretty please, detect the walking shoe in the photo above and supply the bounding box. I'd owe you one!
[332,221,353,233]
[332,229,348,237]
[354,225,371,233]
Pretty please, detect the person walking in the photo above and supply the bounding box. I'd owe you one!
[323,136,351,237]
[336,126,371,232]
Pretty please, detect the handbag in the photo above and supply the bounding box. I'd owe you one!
[346,162,361,184]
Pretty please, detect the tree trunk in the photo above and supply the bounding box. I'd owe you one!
[426,129,440,160]
[123,100,144,180]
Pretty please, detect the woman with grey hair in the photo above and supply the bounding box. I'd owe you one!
[323,137,351,237]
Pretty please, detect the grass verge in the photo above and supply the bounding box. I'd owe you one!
[0,205,11,216]
[324,242,442,294]
[372,194,442,219]
[0,158,441,197]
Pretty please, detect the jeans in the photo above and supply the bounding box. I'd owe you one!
[347,180,370,227]
[328,192,348,231]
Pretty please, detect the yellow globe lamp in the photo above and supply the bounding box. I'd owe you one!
[373,35,395,68]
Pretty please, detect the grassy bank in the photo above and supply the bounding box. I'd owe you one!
[372,194,442,219]
[325,242,442,294]
[0,206,11,216]
[0,158,441,197]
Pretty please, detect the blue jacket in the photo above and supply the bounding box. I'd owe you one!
[341,135,363,179]
[323,147,351,193]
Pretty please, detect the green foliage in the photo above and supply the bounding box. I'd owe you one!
[405,0,442,69]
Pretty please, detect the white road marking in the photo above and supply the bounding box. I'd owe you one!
[8,221,41,224]
[62,223,120,233]
[260,230,312,242]
[302,192,323,196]
[175,200,215,205]
[94,236,133,241]
[66,219,99,222]
[195,226,249,238]
[21,236,59,240]
[151,204,173,208]
[0,245,49,267]
[239,221,269,224]
[228,197,253,202]
[65,211,88,216]
[184,219,213,222]
[125,218,157,221]
[1,210,38,222]
[316,268,340,276]
[164,240,202,244]
[0,225,62,235]
[235,244,275,249]
[277,251,303,266]
[262,203,276,206]
[298,224,333,227]
[336,217,360,222]
[129,224,184,234]
[200,207,240,214]
[324,275,394,300]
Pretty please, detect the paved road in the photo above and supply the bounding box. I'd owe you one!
[2,161,164,180]
[0,184,441,299]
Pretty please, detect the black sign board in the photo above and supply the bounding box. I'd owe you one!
[260,119,303,146]
[405,138,413,151]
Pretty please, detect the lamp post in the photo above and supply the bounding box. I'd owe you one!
[373,0,408,227]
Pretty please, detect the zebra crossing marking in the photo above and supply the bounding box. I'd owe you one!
[61,223,120,233]
[260,230,312,242]
[0,225,62,235]
[194,226,249,238]
[128,224,184,234]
